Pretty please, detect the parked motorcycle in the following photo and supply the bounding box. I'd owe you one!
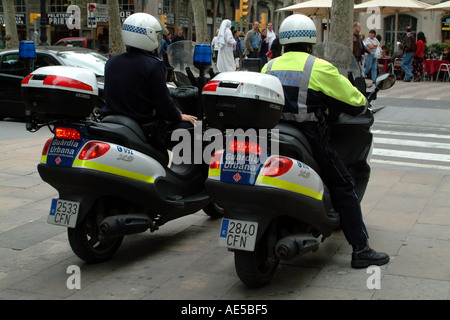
[21,42,221,263]
[203,42,396,287]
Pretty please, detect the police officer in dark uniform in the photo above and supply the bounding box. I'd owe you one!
[101,13,196,142]
[262,14,389,269]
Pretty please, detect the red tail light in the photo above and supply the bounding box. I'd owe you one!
[42,138,53,156]
[21,74,33,85]
[55,127,81,140]
[202,80,220,92]
[209,150,224,169]
[78,142,110,160]
[227,139,261,155]
[261,157,293,177]
[43,75,94,92]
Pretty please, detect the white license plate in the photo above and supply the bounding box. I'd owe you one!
[47,199,80,228]
[219,218,258,251]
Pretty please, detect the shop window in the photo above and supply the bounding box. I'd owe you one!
[384,14,417,44]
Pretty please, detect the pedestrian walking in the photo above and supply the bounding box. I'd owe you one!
[216,19,236,72]
[364,29,380,86]
[401,26,416,82]
[412,31,426,82]
[243,21,261,58]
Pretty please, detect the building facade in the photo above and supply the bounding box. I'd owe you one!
[1,0,449,52]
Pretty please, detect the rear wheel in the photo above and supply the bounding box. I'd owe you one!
[68,201,123,263]
[202,201,225,219]
[234,227,279,288]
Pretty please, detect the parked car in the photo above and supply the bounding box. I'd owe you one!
[54,37,101,52]
[0,46,107,119]
[0,37,6,51]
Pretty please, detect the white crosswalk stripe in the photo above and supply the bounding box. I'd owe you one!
[370,126,450,173]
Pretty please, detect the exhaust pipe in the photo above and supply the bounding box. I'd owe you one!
[275,235,320,260]
[99,215,153,237]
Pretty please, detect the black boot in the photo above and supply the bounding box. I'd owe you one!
[351,241,390,269]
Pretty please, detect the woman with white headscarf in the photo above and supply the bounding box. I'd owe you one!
[216,19,236,72]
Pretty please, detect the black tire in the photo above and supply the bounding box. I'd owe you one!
[68,207,123,263]
[202,201,225,219]
[234,235,280,288]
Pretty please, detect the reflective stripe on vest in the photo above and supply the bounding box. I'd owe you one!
[265,55,318,122]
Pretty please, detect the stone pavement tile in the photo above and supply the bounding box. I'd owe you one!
[418,205,450,226]
[0,265,37,292]
[388,180,438,199]
[399,171,444,185]
[0,288,63,300]
[5,182,57,201]
[220,264,320,300]
[369,193,428,215]
[0,231,69,271]
[364,209,419,234]
[0,204,48,233]
[9,259,108,299]
[0,195,34,214]
[68,252,182,300]
[0,217,64,250]
[306,253,389,293]
[387,236,450,281]
[409,223,450,242]
[372,275,450,300]
[295,285,373,300]
[145,269,238,300]
[0,174,43,189]
[428,189,450,207]
[439,176,450,191]
[362,168,404,214]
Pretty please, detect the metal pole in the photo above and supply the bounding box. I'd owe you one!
[39,0,49,45]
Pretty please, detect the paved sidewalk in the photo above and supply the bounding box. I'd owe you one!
[0,80,449,301]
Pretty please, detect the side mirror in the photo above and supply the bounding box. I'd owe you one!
[376,73,396,90]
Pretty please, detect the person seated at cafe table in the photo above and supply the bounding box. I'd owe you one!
[380,45,391,59]
[443,46,450,62]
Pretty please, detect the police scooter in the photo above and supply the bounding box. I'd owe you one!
[22,41,222,263]
[203,42,396,288]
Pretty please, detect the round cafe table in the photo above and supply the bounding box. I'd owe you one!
[423,59,449,80]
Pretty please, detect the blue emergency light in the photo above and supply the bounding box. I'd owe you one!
[193,44,211,67]
[19,41,36,59]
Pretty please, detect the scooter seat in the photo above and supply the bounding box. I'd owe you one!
[274,122,321,174]
[92,115,169,166]
[102,115,149,141]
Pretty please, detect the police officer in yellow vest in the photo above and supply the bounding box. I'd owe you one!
[262,14,389,269]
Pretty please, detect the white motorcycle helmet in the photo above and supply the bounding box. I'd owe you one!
[279,14,317,46]
[122,13,163,52]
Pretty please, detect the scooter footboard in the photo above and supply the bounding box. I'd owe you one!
[205,179,339,242]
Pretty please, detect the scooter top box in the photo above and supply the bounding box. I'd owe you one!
[202,71,285,130]
[21,66,99,118]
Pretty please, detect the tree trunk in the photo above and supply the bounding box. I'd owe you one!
[191,0,208,43]
[2,0,19,48]
[329,0,354,49]
[107,0,126,55]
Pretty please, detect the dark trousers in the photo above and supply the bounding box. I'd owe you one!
[294,121,369,245]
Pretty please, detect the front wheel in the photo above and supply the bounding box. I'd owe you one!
[68,205,123,263]
[234,231,279,288]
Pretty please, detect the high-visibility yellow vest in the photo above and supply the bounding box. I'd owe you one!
[261,51,367,122]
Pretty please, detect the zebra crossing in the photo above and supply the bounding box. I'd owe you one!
[370,121,450,174]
